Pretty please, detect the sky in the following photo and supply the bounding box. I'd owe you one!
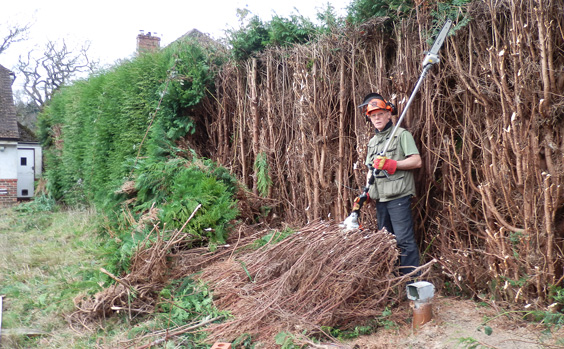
[1,0,352,93]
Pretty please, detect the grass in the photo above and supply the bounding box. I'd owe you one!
[0,203,226,348]
[0,205,115,348]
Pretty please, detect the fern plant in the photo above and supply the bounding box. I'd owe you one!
[130,157,239,244]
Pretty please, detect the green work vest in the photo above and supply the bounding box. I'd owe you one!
[365,127,419,202]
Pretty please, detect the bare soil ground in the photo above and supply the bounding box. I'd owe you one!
[345,296,564,349]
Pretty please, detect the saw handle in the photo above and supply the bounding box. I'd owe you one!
[351,187,369,214]
[350,167,376,213]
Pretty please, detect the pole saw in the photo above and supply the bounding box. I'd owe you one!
[340,19,453,231]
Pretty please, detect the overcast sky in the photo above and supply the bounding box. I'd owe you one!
[1,0,352,79]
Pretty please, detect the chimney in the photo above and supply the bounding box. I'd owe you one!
[136,30,161,54]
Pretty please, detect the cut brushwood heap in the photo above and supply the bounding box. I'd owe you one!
[200,220,426,344]
[68,217,433,346]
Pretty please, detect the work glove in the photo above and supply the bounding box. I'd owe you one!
[373,156,397,175]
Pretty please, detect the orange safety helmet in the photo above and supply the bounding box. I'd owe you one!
[360,92,397,117]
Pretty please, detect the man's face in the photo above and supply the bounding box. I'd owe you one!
[367,108,392,131]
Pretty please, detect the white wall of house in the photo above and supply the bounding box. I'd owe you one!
[0,141,18,179]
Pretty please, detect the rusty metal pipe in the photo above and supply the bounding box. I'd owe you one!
[407,281,435,329]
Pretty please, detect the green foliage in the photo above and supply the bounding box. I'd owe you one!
[250,228,294,249]
[96,156,238,276]
[321,324,375,340]
[39,38,225,207]
[39,55,163,205]
[227,10,322,61]
[525,309,564,327]
[238,260,253,282]
[428,0,472,45]
[99,231,148,275]
[500,275,528,288]
[130,277,227,347]
[456,337,485,348]
[38,36,237,274]
[268,14,316,47]
[150,38,225,156]
[254,152,272,197]
[432,0,472,31]
[14,194,57,213]
[477,324,493,336]
[346,0,414,25]
[376,306,397,329]
[320,307,392,340]
[315,3,345,33]
[549,285,564,306]
[128,157,239,244]
[228,15,270,61]
[509,231,524,246]
[33,49,242,323]
[232,333,254,348]
[274,332,302,348]
[157,277,223,325]
[346,0,471,44]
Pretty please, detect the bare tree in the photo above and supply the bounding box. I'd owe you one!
[0,22,32,55]
[17,39,99,107]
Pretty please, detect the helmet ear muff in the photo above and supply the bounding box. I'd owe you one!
[387,101,397,115]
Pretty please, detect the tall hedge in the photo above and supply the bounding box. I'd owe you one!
[39,36,238,245]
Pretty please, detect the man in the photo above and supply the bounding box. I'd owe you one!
[363,92,422,276]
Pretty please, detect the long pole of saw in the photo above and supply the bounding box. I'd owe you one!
[379,19,452,157]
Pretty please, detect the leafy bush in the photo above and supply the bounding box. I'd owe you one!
[38,36,236,278]
[346,0,415,25]
[346,0,472,36]
[429,0,472,44]
[124,277,226,347]
[268,14,316,47]
[14,194,57,213]
[157,277,225,324]
[227,8,329,61]
[118,156,239,244]
[39,38,225,207]
[228,15,271,61]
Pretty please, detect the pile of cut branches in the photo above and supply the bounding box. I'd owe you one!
[200,220,431,345]
[69,225,182,327]
[68,203,277,330]
[69,206,204,327]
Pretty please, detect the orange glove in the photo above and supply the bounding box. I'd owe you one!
[373,156,397,175]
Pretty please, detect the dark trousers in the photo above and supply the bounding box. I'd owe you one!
[376,195,420,275]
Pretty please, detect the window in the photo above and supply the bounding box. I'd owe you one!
[22,189,29,196]
[21,157,27,166]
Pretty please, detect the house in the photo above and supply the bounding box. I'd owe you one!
[0,64,42,207]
